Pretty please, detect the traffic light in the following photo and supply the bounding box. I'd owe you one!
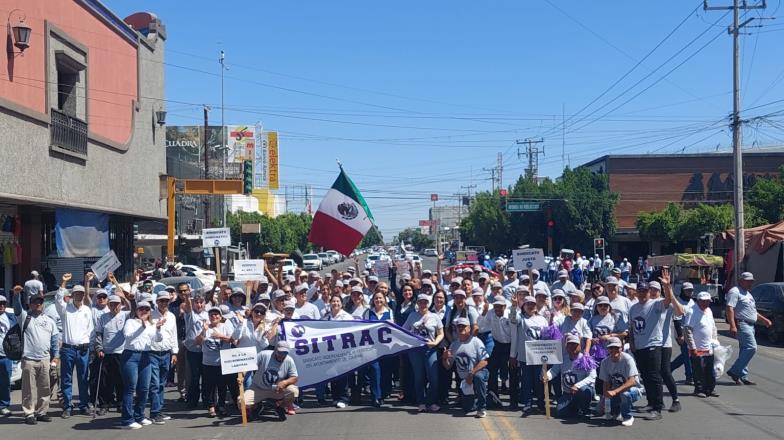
[499,189,507,210]
[242,160,252,194]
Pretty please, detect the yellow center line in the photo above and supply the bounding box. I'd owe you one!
[496,412,524,440]
[479,415,500,440]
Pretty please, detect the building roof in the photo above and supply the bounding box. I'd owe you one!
[580,146,784,170]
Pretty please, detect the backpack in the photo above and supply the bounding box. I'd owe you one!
[2,314,31,361]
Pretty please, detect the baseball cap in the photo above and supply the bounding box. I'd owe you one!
[283,299,296,310]
[72,285,86,293]
[566,334,581,344]
[368,276,379,283]
[505,267,517,273]
[347,266,356,273]
[626,283,637,291]
[421,278,433,286]
[515,285,530,293]
[324,273,333,279]
[31,270,39,277]
[416,294,430,303]
[611,267,621,274]
[231,288,245,297]
[471,287,484,296]
[454,317,470,327]
[350,277,362,285]
[295,283,309,293]
[557,269,568,277]
[636,282,649,291]
[478,272,490,280]
[136,301,152,310]
[520,274,530,281]
[492,282,502,289]
[252,301,268,311]
[606,337,622,348]
[463,268,474,274]
[351,286,364,294]
[682,282,694,290]
[605,276,619,285]
[156,292,171,302]
[452,289,467,298]
[285,275,296,283]
[95,288,109,298]
[422,269,433,276]
[493,295,507,305]
[571,302,585,311]
[596,296,611,306]
[335,280,344,288]
[108,295,122,304]
[273,289,288,300]
[534,289,548,297]
[275,340,290,353]
[450,277,463,285]
[258,293,271,302]
[164,285,176,292]
[552,289,566,298]
[740,272,754,281]
[308,271,318,277]
[523,295,536,304]
[648,281,662,291]
[218,304,233,319]
[259,276,269,284]
[696,291,712,301]
[207,306,221,314]
[0,295,7,303]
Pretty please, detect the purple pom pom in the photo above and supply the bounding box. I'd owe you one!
[590,342,608,360]
[542,323,563,341]
[574,353,599,371]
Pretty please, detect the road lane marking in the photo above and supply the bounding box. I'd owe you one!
[496,413,524,440]
[479,415,500,440]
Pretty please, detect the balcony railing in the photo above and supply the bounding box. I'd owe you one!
[50,108,88,157]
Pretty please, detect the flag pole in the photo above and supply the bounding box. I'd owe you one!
[336,159,343,171]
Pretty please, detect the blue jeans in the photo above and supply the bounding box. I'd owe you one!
[478,332,494,356]
[149,352,171,417]
[520,364,544,408]
[121,350,152,425]
[185,350,204,406]
[610,387,641,420]
[460,368,488,412]
[331,376,349,404]
[556,385,594,418]
[0,357,11,409]
[60,346,90,410]
[728,321,757,379]
[407,348,439,406]
[670,341,693,380]
[243,371,254,390]
[365,359,391,401]
[621,272,630,282]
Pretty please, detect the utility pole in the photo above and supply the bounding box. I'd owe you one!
[220,50,227,227]
[516,138,545,182]
[483,166,498,191]
[497,152,504,190]
[562,103,566,172]
[203,105,211,226]
[704,0,766,283]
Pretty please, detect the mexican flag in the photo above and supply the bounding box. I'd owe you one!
[308,169,374,255]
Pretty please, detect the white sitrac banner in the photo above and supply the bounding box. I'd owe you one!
[280,319,425,388]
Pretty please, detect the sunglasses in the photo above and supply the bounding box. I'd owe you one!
[598,304,610,308]
[0,302,7,306]
[178,290,189,293]
[137,308,151,312]
[252,310,265,315]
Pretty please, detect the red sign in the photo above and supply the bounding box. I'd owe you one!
[547,219,555,228]
[419,220,431,227]
[594,238,605,249]
[499,189,508,197]
[430,194,438,202]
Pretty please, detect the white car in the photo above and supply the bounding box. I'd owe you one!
[302,253,323,271]
[280,259,298,274]
[318,252,333,266]
[423,248,437,257]
[326,250,343,263]
[365,254,380,270]
[178,264,217,286]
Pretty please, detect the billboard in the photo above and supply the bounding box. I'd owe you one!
[254,125,268,189]
[227,125,255,163]
[268,131,279,189]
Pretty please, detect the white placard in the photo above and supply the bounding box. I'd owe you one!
[220,347,259,375]
[90,250,121,281]
[233,259,265,281]
[202,227,231,248]
[525,340,562,365]
[375,260,390,277]
[512,248,545,272]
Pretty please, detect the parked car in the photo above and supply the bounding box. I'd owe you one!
[318,252,333,266]
[179,264,217,286]
[751,282,784,344]
[326,250,343,263]
[365,254,380,270]
[158,276,206,294]
[302,253,323,271]
[423,248,437,257]
[280,259,298,274]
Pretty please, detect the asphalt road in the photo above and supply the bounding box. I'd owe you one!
[2,255,782,439]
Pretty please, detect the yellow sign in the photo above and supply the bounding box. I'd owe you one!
[268,131,279,190]
[136,247,145,254]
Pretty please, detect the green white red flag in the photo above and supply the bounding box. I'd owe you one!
[308,169,374,255]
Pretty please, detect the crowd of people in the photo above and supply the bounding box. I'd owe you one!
[0,252,773,429]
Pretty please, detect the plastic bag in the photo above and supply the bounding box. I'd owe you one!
[713,344,733,378]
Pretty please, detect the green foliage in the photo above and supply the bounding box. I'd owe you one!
[636,202,767,243]
[393,228,434,250]
[460,167,618,254]
[747,166,784,224]
[360,226,384,248]
[227,211,313,256]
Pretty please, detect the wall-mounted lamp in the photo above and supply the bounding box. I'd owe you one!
[7,10,31,54]
[155,109,167,126]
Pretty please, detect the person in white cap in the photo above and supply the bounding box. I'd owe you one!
[619,258,632,282]
[346,286,369,319]
[485,295,514,408]
[551,270,577,295]
[196,305,237,418]
[55,273,94,418]
[442,316,489,417]
[671,282,695,385]
[684,291,718,398]
[445,290,479,343]
[243,340,299,421]
[726,271,772,385]
[363,291,395,407]
[530,269,551,297]
[149,290,178,424]
[294,283,321,320]
[647,279,682,413]
[323,295,354,408]
[403,294,444,412]
[182,291,208,409]
[599,336,641,427]
[94,293,130,415]
[544,334,596,419]
[120,300,164,429]
[23,271,44,308]
[510,295,549,415]
[502,267,519,290]
[605,276,632,323]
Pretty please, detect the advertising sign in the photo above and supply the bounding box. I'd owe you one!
[253,123,267,189]
[227,125,255,163]
[268,131,279,189]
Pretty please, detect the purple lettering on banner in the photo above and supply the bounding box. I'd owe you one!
[378,327,392,344]
[323,334,337,351]
[358,329,374,346]
[341,332,357,349]
[294,339,309,355]
[310,337,320,353]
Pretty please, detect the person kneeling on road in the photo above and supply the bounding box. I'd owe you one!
[243,341,299,421]
[442,317,489,418]
[543,334,596,419]
[599,337,641,427]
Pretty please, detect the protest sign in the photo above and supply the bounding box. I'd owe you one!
[220,347,259,375]
[375,260,390,277]
[90,250,121,281]
[233,259,265,281]
[524,340,562,365]
[513,248,545,272]
[280,319,425,387]
[202,227,231,248]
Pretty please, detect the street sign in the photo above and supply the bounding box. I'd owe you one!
[430,193,439,202]
[507,200,541,212]
[202,227,231,248]
[233,259,266,281]
[524,340,562,365]
[512,248,545,272]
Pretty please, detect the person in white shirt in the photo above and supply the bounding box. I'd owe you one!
[485,295,513,407]
[323,295,354,408]
[120,301,164,429]
[55,273,95,418]
[150,291,178,424]
[94,294,130,416]
[684,292,719,398]
[294,284,321,320]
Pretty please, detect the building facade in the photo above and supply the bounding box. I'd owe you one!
[580,149,784,260]
[0,0,167,289]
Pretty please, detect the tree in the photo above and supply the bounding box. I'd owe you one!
[360,226,384,248]
[747,165,784,224]
[394,228,434,250]
[460,192,511,253]
[227,211,313,256]
[636,202,765,245]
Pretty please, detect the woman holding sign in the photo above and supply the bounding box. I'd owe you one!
[196,306,238,418]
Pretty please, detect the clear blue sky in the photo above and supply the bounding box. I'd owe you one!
[106,0,784,239]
